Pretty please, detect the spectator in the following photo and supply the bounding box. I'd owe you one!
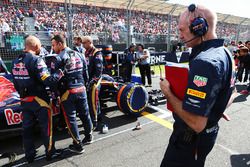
[246,40,250,50]
[233,49,240,71]
[228,41,238,55]
[0,18,10,32]
[73,36,85,54]
[236,45,249,82]
[240,43,250,95]
[0,0,244,45]
[34,20,40,32]
[137,44,152,87]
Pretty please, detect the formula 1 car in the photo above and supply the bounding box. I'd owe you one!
[0,54,149,139]
[0,74,22,137]
[0,73,62,139]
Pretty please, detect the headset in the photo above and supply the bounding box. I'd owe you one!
[188,4,208,37]
[184,4,209,44]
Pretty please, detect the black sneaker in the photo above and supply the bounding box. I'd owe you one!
[26,155,35,164]
[46,149,64,161]
[82,135,94,145]
[69,143,85,154]
[25,152,36,164]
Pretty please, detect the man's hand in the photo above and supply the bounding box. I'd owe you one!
[160,78,170,92]
[160,79,171,98]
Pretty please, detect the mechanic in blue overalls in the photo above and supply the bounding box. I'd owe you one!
[160,4,236,167]
[11,35,63,163]
[51,35,93,153]
[82,36,103,129]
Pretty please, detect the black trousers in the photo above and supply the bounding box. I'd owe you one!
[161,123,218,167]
[243,69,250,82]
[138,64,152,85]
[61,89,92,143]
[124,63,133,82]
[21,96,55,160]
[237,67,249,82]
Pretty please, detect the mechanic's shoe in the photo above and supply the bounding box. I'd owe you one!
[82,134,94,145]
[25,152,36,164]
[69,143,85,154]
[240,90,249,95]
[46,149,64,161]
[26,156,35,164]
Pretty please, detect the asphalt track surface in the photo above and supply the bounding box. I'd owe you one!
[0,76,250,167]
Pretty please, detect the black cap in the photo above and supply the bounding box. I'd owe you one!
[188,4,196,12]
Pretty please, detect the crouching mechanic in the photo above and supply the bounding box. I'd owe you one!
[11,35,64,163]
[82,36,103,129]
[51,35,93,153]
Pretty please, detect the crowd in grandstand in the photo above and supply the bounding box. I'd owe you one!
[32,5,179,43]
[0,0,248,43]
[0,6,25,32]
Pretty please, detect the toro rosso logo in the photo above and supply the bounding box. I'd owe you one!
[4,109,23,125]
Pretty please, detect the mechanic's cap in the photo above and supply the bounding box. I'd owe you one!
[239,44,249,51]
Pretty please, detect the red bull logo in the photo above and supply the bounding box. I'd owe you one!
[12,62,29,76]
[4,109,23,125]
[14,62,25,69]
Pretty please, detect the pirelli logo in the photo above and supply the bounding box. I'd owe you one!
[187,88,206,99]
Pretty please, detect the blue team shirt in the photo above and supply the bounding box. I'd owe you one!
[179,39,235,126]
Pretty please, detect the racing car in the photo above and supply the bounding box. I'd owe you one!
[0,72,62,139]
[0,55,149,139]
[0,74,22,136]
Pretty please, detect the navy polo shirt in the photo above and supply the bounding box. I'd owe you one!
[177,39,235,126]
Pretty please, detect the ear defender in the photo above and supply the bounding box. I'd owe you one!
[188,4,209,37]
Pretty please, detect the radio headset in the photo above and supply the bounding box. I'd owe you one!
[184,4,209,44]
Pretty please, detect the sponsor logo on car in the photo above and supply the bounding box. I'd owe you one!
[4,109,23,125]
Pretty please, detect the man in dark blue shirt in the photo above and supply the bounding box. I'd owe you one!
[160,4,236,167]
[82,36,103,129]
[12,35,63,163]
[73,36,85,54]
[51,35,93,154]
[123,44,136,82]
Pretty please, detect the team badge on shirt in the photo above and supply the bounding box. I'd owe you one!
[193,75,208,87]
[187,88,206,99]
